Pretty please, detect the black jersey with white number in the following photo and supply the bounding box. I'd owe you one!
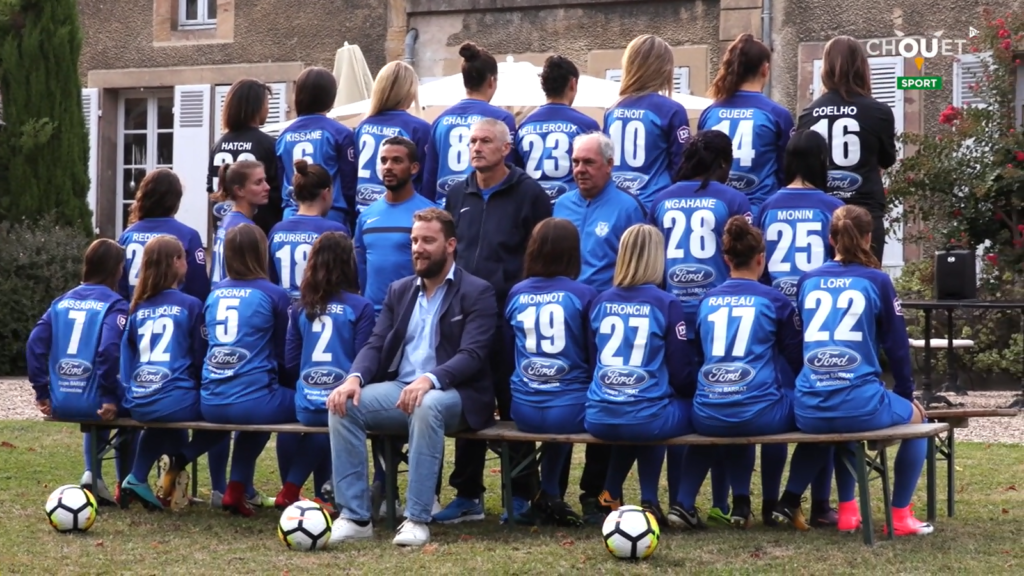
[796,92,896,216]
[206,127,282,235]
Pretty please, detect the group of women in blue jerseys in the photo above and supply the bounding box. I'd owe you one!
[26,28,932,536]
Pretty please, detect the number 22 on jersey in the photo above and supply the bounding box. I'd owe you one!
[803,289,865,342]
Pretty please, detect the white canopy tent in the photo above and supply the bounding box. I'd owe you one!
[262,57,712,134]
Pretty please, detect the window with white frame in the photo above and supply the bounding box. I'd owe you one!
[180,0,216,29]
[604,67,691,94]
[117,92,175,233]
[213,82,289,138]
[953,53,991,108]
[1015,62,1023,128]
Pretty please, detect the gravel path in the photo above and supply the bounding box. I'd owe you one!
[2,379,1021,443]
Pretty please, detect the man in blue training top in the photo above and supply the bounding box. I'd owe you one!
[553,131,646,523]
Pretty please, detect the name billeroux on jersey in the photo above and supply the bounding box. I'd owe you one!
[518,122,581,136]
[57,299,106,311]
[218,141,253,151]
[817,278,853,289]
[271,232,319,244]
[610,109,646,119]
[717,109,754,119]
[442,114,484,126]
[811,106,858,117]
[213,288,252,298]
[517,292,565,305]
[603,303,651,316]
[662,198,716,210]
[136,305,184,320]
[706,295,755,307]
[361,125,403,137]
[284,130,323,142]
[775,209,815,221]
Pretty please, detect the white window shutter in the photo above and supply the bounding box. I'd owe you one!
[261,82,288,137]
[812,59,823,99]
[81,88,100,233]
[172,84,212,246]
[672,67,690,95]
[954,53,990,108]
[213,84,231,137]
[604,69,623,82]
[1016,63,1024,128]
[868,56,905,272]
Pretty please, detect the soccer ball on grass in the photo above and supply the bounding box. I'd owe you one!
[278,501,332,551]
[602,505,660,560]
[45,485,98,533]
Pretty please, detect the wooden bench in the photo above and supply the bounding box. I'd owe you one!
[50,416,949,546]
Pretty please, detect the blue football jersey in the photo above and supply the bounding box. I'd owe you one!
[25,284,128,420]
[603,94,691,208]
[505,277,599,407]
[516,104,601,202]
[758,187,845,299]
[353,110,431,212]
[692,279,803,423]
[276,115,357,219]
[201,279,291,405]
[647,181,753,319]
[120,289,206,416]
[285,292,375,414]
[354,193,436,313]
[268,215,349,300]
[586,285,694,425]
[700,91,794,216]
[794,262,914,420]
[421,99,519,207]
[117,218,210,303]
[210,211,255,286]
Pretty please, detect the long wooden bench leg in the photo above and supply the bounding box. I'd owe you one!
[384,437,398,531]
[947,428,956,518]
[500,441,513,526]
[854,442,875,546]
[86,424,99,486]
[926,434,937,522]
[879,445,894,541]
[191,460,198,499]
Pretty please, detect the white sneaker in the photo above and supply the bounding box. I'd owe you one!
[209,489,271,509]
[393,519,430,547]
[432,496,442,516]
[329,519,374,544]
[210,490,223,509]
[79,471,116,506]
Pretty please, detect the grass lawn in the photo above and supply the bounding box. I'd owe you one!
[1,421,1022,575]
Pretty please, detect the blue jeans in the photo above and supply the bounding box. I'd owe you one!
[329,381,465,523]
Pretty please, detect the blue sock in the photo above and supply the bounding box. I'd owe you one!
[783,443,829,496]
[675,445,713,510]
[834,442,857,503]
[284,434,329,489]
[229,432,272,485]
[207,433,230,493]
[82,429,112,476]
[725,445,756,498]
[666,445,686,503]
[182,431,228,464]
[130,430,171,482]
[892,437,926,508]
[276,433,302,485]
[636,446,666,504]
[603,447,637,501]
[313,447,332,500]
[810,447,834,504]
[759,444,787,502]
[114,430,137,484]
[710,457,730,514]
[540,442,572,498]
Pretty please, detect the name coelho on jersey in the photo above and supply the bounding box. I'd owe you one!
[809,105,866,195]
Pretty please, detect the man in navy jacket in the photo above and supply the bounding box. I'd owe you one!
[437,118,552,524]
[326,208,496,548]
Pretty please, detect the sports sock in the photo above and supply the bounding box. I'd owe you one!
[783,443,829,497]
[675,445,713,510]
[636,446,666,504]
[725,445,756,498]
[207,433,230,493]
[229,432,272,485]
[710,457,730,514]
[130,429,170,482]
[759,443,787,502]
[833,442,857,503]
[810,447,834,504]
[540,442,572,498]
[276,433,302,485]
[892,437,927,508]
[602,447,637,501]
[666,445,686,502]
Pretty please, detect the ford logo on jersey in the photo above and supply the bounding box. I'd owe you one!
[206,346,251,369]
[611,172,650,194]
[520,358,569,382]
[597,367,650,389]
[356,185,385,205]
[438,176,465,193]
[301,367,347,389]
[57,359,92,380]
[804,347,863,371]
[667,264,716,288]
[772,277,799,298]
[827,170,863,193]
[212,201,234,219]
[727,171,760,191]
[131,366,172,386]
[701,363,755,386]
[540,182,569,200]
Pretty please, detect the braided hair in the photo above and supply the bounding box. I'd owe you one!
[674,130,733,192]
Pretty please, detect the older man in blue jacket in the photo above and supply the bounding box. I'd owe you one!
[325,207,496,548]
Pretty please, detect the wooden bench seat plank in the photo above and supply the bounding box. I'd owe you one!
[925,409,1019,419]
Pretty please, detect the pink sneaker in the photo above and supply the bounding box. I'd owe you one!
[837,500,862,532]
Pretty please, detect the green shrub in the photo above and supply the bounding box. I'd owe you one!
[0,213,91,375]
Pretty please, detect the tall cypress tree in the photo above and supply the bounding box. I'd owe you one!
[0,0,92,232]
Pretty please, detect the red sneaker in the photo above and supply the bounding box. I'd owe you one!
[837,500,861,532]
[274,482,302,511]
[886,504,934,536]
[221,481,256,518]
[313,497,339,520]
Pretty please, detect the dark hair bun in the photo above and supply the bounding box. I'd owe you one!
[294,158,309,176]
[459,42,482,62]
[724,215,753,240]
